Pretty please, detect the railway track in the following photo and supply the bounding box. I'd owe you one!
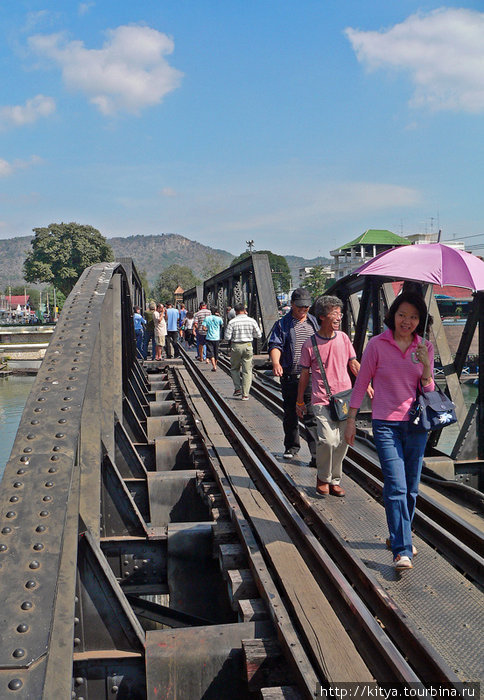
[217,354,484,584]
[174,347,483,693]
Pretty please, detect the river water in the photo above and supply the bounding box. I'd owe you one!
[0,375,36,480]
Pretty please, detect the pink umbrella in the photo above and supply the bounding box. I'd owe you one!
[354,243,484,292]
[354,242,484,361]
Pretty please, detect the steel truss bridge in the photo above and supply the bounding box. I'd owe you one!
[0,257,482,698]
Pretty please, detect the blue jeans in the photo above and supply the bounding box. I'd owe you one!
[135,329,144,355]
[372,420,428,559]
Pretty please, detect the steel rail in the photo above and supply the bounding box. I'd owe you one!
[218,356,484,583]
[179,347,462,687]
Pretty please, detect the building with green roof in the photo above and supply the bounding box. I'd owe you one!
[330,229,411,280]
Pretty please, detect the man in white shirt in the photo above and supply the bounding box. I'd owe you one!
[224,303,262,400]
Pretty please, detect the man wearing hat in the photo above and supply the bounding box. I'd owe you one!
[268,287,319,464]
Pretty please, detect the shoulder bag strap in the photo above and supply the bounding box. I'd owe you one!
[311,335,333,398]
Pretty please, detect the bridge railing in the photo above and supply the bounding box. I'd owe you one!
[0,261,146,698]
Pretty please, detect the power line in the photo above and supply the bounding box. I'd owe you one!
[442,233,484,242]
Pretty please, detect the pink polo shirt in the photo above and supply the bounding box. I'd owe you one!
[350,329,435,421]
[300,331,356,406]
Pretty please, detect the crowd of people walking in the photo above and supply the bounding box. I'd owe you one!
[134,284,435,571]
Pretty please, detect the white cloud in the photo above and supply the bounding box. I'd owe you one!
[28,25,183,115]
[0,156,43,178]
[215,182,420,234]
[78,3,94,16]
[0,160,13,177]
[0,95,56,129]
[346,8,484,113]
[160,187,177,197]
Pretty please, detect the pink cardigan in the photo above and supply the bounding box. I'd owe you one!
[350,329,435,421]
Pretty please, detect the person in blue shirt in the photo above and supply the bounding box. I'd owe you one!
[178,303,187,342]
[165,303,180,358]
[133,306,146,356]
[202,308,224,372]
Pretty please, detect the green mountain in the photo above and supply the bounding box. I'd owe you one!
[0,232,331,291]
[109,233,234,285]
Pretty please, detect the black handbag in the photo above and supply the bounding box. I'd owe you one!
[310,335,352,421]
[409,382,457,431]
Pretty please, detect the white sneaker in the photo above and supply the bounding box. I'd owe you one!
[386,538,417,556]
[393,555,413,569]
[241,395,249,401]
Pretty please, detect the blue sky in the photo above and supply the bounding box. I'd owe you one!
[1,1,483,258]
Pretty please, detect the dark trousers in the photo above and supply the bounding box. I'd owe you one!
[165,330,179,358]
[142,328,155,360]
[281,374,317,458]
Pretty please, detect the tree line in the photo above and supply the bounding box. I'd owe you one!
[18,222,329,311]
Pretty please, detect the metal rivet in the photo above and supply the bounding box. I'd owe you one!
[16,624,28,633]
[30,420,40,425]
[26,434,35,440]
[25,580,36,588]
[9,496,19,503]
[12,649,25,658]
[73,637,81,646]
[55,433,65,439]
[33,543,44,551]
[8,679,23,690]
[13,483,23,488]
[29,561,40,569]
[48,468,57,474]
[42,496,52,502]
[21,601,32,610]
[37,397,46,402]
[17,467,27,473]
[39,511,49,517]
[19,458,29,465]
[6,512,16,519]
[74,677,84,686]
[51,456,59,461]
[0,544,7,552]
[60,407,70,411]
[34,407,42,412]
[58,419,67,424]
[23,447,32,453]
[45,482,54,487]
[53,446,60,452]
[36,525,46,533]
[2,527,12,534]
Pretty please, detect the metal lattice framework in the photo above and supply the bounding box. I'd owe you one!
[185,253,279,351]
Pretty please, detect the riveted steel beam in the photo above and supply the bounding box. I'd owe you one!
[0,260,146,697]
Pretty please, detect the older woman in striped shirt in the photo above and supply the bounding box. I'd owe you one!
[345,292,434,571]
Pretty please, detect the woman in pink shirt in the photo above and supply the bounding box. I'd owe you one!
[345,292,434,571]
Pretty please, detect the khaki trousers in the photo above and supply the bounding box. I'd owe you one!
[313,403,348,484]
[230,342,253,396]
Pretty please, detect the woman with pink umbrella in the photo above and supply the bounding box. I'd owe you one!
[345,292,435,570]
